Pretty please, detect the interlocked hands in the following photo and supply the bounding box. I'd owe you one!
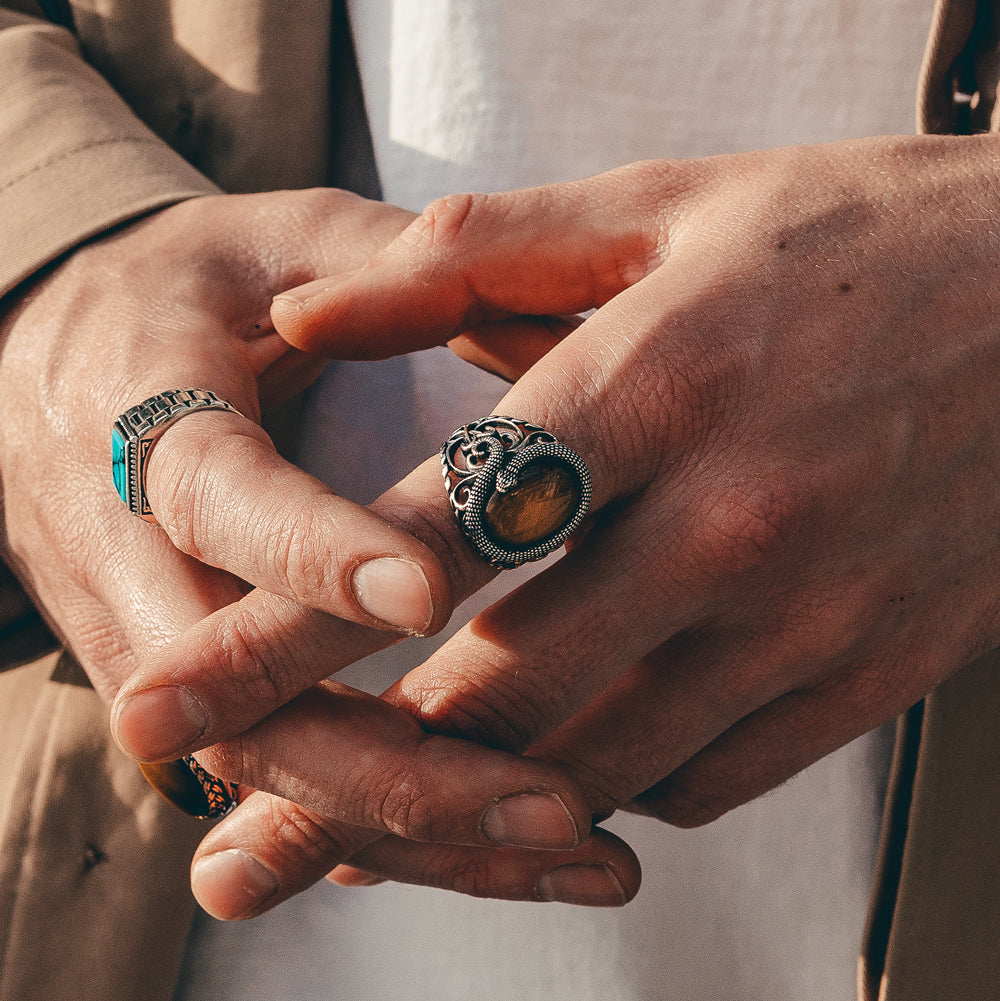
[9,133,1000,918]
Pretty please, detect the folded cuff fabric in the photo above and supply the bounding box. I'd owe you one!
[0,14,217,297]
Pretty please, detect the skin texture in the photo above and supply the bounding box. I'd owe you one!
[0,189,450,699]
[16,132,1000,918]
[0,188,634,917]
[113,132,1000,916]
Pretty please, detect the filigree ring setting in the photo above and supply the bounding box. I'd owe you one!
[441,416,592,569]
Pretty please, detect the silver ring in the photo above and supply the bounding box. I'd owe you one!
[441,416,592,569]
[112,388,242,523]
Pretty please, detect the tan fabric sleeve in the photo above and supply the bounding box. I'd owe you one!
[860,650,1000,1001]
[0,10,218,298]
[859,4,1000,998]
[0,651,206,1001]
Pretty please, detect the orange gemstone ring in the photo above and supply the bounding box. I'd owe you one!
[441,416,592,569]
[139,755,239,819]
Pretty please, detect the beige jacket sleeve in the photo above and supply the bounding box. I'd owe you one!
[0,651,209,1001]
[0,7,335,1000]
[858,3,1000,999]
[0,7,218,297]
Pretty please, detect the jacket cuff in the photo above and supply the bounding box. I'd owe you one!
[0,19,219,297]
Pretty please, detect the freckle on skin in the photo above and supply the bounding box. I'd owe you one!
[839,282,853,293]
[777,241,787,250]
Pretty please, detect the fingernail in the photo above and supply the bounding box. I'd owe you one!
[272,272,358,314]
[326,866,386,888]
[536,864,627,906]
[114,686,209,761]
[192,849,279,920]
[271,278,333,313]
[352,557,433,633]
[481,792,580,849]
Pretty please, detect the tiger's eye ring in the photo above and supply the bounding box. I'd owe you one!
[441,416,592,569]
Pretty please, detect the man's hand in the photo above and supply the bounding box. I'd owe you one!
[0,189,448,698]
[111,133,1000,914]
[318,135,1000,824]
[253,134,1000,897]
[0,189,638,913]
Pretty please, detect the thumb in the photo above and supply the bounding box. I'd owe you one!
[269,168,666,357]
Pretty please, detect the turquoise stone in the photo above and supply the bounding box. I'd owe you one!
[112,427,128,503]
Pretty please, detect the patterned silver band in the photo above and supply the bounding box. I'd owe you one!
[112,388,242,522]
[139,756,239,820]
[181,755,240,819]
[441,416,592,570]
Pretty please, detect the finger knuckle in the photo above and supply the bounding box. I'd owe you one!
[195,739,249,787]
[819,659,913,725]
[410,670,551,752]
[269,802,355,868]
[409,192,491,251]
[691,474,813,582]
[436,853,507,899]
[264,506,341,602]
[771,597,869,680]
[370,777,442,843]
[155,430,264,563]
[208,605,296,708]
[152,448,207,560]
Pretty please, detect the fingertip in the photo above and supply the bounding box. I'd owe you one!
[531,833,642,907]
[351,557,435,635]
[326,864,387,888]
[192,849,280,920]
[112,684,209,761]
[360,522,457,638]
[269,296,314,353]
[270,273,360,354]
[535,862,630,907]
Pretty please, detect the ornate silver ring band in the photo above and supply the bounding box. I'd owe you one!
[112,388,242,523]
[441,416,592,570]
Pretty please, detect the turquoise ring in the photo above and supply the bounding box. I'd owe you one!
[112,388,241,522]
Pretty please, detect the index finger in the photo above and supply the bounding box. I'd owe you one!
[270,166,673,356]
[142,407,451,636]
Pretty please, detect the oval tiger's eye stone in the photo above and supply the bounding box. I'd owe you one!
[484,459,581,546]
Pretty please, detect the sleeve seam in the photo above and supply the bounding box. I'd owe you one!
[0,134,166,199]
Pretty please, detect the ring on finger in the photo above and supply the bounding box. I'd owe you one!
[441,416,592,570]
[140,756,239,820]
[112,388,243,523]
